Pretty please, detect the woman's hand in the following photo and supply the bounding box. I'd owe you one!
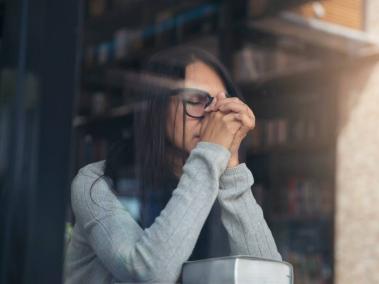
[205,93,255,168]
[199,107,242,151]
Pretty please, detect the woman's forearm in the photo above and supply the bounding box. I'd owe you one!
[71,142,231,283]
[218,163,282,261]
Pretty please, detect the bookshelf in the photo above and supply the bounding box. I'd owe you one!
[232,12,344,281]
[241,58,337,283]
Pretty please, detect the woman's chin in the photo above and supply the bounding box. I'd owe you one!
[187,138,200,152]
[193,137,201,144]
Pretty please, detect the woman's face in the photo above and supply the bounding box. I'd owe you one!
[166,61,227,153]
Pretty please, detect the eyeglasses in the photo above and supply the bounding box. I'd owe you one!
[171,88,230,119]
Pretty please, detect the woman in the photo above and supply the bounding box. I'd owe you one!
[64,47,281,284]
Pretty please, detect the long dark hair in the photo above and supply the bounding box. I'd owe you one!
[102,46,245,216]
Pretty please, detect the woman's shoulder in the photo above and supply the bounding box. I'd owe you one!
[76,160,106,180]
[70,161,125,230]
[71,160,119,215]
[71,160,109,201]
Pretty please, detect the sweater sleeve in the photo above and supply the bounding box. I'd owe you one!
[218,163,282,261]
[71,142,230,283]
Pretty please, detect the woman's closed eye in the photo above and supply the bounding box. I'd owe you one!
[185,100,203,105]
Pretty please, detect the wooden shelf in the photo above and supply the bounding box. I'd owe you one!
[269,214,331,223]
[248,142,334,156]
[84,1,218,45]
[82,30,219,76]
[236,61,330,93]
[73,102,144,128]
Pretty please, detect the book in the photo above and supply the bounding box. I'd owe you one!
[181,256,293,284]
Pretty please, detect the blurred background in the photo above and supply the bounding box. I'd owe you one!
[1,0,379,283]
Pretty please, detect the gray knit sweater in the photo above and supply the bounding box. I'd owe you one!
[64,142,281,284]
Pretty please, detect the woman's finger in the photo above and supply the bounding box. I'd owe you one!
[213,97,242,111]
[221,112,243,124]
[205,92,226,112]
[214,91,227,102]
[219,112,251,136]
[235,113,255,130]
[218,102,254,119]
[213,97,255,119]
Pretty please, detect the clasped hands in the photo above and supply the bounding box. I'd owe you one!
[199,92,255,168]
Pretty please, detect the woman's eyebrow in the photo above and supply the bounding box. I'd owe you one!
[183,82,226,96]
[183,81,212,90]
